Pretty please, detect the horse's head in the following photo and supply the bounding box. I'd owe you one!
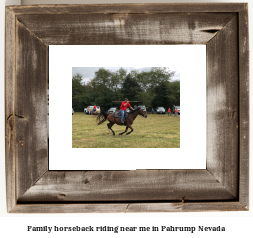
[138,107,147,118]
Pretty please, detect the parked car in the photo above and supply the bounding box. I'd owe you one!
[173,106,180,114]
[138,105,147,112]
[156,107,165,114]
[72,108,74,115]
[108,107,118,114]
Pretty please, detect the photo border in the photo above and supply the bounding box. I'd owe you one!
[5,3,249,212]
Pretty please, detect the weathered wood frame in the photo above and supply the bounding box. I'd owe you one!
[5,4,249,213]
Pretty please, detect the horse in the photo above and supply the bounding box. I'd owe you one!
[96,107,147,135]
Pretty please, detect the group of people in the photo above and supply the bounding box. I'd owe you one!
[169,108,179,117]
[151,107,179,117]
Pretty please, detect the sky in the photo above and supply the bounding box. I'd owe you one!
[72,67,180,84]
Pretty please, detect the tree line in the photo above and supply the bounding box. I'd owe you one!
[72,67,180,112]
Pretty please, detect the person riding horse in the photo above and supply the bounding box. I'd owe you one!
[96,105,147,136]
[92,104,97,114]
[120,98,134,124]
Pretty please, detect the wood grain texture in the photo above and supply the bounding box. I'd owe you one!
[125,202,247,212]
[16,13,235,45]
[5,7,17,212]
[18,170,236,202]
[206,16,239,198]
[10,202,247,213]
[7,3,246,15]
[238,4,249,208]
[15,20,48,200]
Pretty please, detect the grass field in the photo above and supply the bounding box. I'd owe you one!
[72,112,180,148]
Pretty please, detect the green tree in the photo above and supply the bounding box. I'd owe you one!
[72,73,84,96]
[147,67,175,89]
[72,73,85,111]
[152,81,170,108]
[121,74,142,101]
[152,80,180,110]
[109,67,127,100]
[72,67,179,112]
[166,80,180,107]
[90,68,112,91]
[135,67,175,110]
[95,88,115,111]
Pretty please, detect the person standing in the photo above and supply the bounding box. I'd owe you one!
[92,104,97,114]
[120,98,134,124]
[168,108,171,116]
[174,108,178,117]
[152,108,154,114]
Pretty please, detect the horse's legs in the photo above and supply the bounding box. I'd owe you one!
[107,122,115,136]
[126,124,133,135]
[119,126,128,135]
[107,122,111,135]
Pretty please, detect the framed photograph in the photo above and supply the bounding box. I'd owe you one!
[50,45,206,170]
[5,3,249,213]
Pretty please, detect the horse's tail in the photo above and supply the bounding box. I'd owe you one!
[96,111,109,125]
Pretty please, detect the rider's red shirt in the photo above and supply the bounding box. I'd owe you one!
[120,102,131,111]
[94,106,96,109]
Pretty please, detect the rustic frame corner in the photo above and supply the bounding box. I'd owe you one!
[5,3,249,213]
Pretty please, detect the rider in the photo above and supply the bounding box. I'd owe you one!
[120,98,134,124]
[92,104,97,114]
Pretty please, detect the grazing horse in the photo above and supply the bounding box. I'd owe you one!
[96,107,147,135]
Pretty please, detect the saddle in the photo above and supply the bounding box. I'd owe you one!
[113,110,128,120]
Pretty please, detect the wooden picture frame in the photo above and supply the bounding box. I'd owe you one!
[5,3,249,213]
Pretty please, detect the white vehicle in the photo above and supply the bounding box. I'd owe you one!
[108,107,117,114]
[138,105,147,112]
[156,107,165,114]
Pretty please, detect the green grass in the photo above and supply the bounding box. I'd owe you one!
[72,112,180,148]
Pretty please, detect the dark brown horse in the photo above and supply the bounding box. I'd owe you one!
[96,107,147,135]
